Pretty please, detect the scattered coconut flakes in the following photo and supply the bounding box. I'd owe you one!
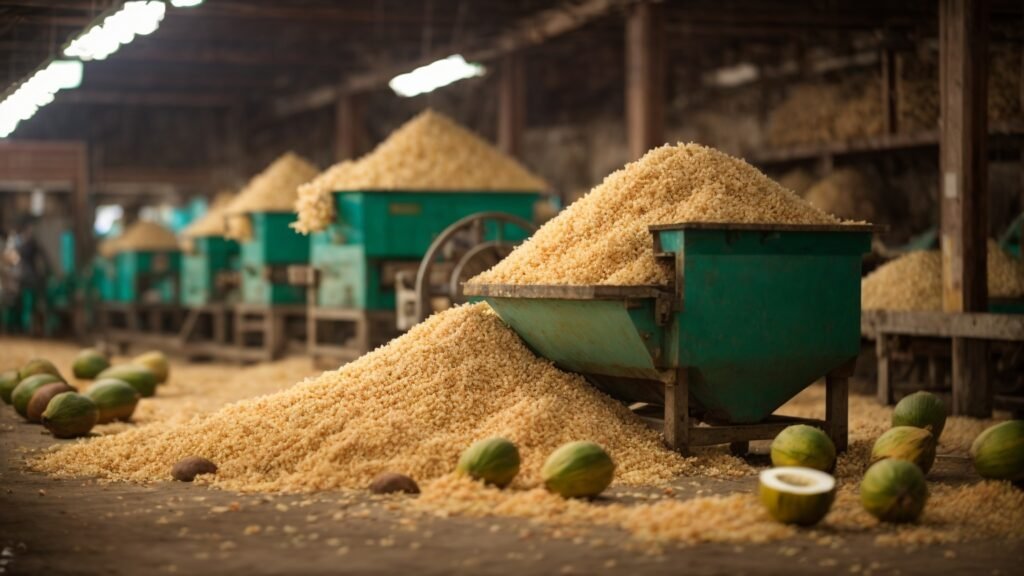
[469,143,841,287]
[413,474,793,546]
[292,110,546,234]
[862,241,1024,311]
[33,303,754,491]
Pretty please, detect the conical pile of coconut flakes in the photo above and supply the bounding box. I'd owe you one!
[469,143,842,287]
[224,152,319,241]
[292,110,547,234]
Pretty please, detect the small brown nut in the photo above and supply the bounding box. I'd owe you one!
[171,456,217,482]
[368,472,420,495]
[26,382,76,423]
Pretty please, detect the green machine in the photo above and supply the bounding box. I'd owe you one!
[182,236,240,307]
[466,222,876,454]
[306,190,538,366]
[239,212,309,306]
[112,250,181,304]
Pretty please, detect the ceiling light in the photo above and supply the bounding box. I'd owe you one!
[0,59,83,138]
[64,1,166,61]
[170,0,205,7]
[389,55,485,98]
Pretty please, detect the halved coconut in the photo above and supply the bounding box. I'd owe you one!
[759,467,836,526]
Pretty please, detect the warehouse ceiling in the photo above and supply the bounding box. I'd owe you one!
[3,0,1021,111]
[0,0,1021,196]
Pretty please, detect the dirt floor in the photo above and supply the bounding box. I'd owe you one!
[1,337,1022,575]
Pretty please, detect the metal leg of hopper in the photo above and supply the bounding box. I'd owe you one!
[825,365,851,452]
[876,334,894,406]
[664,367,690,455]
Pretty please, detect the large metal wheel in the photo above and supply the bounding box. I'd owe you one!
[413,212,536,324]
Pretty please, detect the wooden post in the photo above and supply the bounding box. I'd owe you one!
[826,362,853,452]
[497,52,526,158]
[664,368,689,454]
[335,93,366,161]
[625,1,665,160]
[881,49,899,135]
[939,0,991,417]
[876,335,894,405]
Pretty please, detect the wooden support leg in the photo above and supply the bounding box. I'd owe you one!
[213,308,226,344]
[664,368,690,455]
[876,334,894,405]
[264,309,278,361]
[951,337,992,417]
[826,369,850,452]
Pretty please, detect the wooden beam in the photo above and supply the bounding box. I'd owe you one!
[861,310,1024,341]
[334,93,367,162]
[497,52,525,158]
[56,90,238,108]
[272,0,628,117]
[625,1,665,160]
[939,0,991,417]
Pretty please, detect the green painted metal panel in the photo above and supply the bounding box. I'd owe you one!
[329,191,536,258]
[311,190,538,310]
[182,237,240,307]
[241,212,310,266]
[484,298,664,380]
[113,251,181,304]
[238,212,309,305]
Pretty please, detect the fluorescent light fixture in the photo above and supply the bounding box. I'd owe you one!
[389,54,485,98]
[64,1,166,61]
[0,59,83,138]
[170,0,205,7]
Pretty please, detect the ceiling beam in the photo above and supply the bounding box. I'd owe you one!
[56,90,238,107]
[272,0,634,117]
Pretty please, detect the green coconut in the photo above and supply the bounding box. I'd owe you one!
[26,381,76,423]
[96,364,158,397]
[72,348,111,380]
[541,441,616,499]
[456,437,521,488]
[41,392,98,439]
[0,370,20,404]
[132,350,169,384]
[770,424,837,472]
[11,373,63,417]
[870,426,937,474]
[860,459,928,523]
[970,420,1024,482]
[85,379,142,423]
[892,391,947,440]
[759,467,836,526]
[19,358,62,382]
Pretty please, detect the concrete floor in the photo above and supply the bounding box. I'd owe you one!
[2,407,1021,576]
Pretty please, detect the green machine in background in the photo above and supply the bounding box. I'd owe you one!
[112,250,181,304]
[304,190,538,366]
[240,212,309,305]
[467,222,876,455]
[182,236,240,307]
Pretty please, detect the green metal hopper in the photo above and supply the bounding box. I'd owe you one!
[240,212,309,305]
[182,236,240,307]
[465,222,876,453]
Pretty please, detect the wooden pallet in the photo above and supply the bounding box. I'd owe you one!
[99,302,185,355]
[232,304,307,363]
[306,307,400,369]
[862,310,1024,416]
[178,303,236,361]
